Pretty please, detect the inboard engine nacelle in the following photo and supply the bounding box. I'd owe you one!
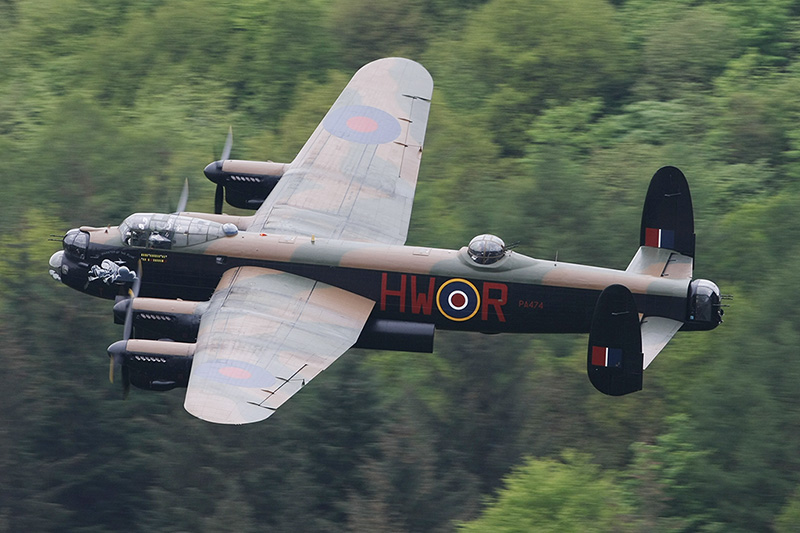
[204,159,287,210]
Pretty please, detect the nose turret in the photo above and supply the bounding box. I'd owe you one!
[49,250,65,281]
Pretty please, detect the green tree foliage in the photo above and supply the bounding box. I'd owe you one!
[459,452,632,532]
[426,0,634,156]
[633,6,740,100]
[3,0,800,532]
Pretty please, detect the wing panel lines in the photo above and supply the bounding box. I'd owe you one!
[184,266,374,424]
[247,58,433,245]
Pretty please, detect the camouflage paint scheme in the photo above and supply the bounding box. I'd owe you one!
[49,58,722,424]
[83,227,691,331]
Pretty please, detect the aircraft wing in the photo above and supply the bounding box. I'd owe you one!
[184,266,374,424]
[247,57,433,245]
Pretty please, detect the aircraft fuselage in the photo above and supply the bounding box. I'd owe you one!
[51,222,706,338]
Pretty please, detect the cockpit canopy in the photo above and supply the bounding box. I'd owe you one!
[467,234,507,265]
[119,213,238,250]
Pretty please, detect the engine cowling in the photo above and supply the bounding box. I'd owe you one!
[204,159,287,210]
[108,339,194,391]
[113,298,206,342]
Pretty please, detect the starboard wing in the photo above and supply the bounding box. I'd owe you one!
[247,57,433,244]
[184,266,374,425]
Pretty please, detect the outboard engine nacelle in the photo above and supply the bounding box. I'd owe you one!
[204,159,287,210]
[108,339,194,391]
[683,279,723,331]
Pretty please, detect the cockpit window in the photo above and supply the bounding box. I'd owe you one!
[119,213,226,250]
[468,234,507,265]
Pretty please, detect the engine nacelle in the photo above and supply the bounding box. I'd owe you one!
[682,279,723,331]
[114,298,206,342]
[108,339,194,391]
[204,159,288,210]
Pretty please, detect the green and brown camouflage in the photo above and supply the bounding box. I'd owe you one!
[48,58,723,424]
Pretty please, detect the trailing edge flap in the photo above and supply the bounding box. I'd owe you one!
[640,166,695,258]
[641,316,683,369]
[587,284,643,396]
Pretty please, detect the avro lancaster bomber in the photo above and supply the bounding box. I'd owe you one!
[48,58,724,424]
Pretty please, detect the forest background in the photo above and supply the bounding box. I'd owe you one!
[2,0,800,531]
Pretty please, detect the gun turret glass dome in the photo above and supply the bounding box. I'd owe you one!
[467,234,507,264]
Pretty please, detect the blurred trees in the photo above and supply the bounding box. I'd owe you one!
[458,452,631,532]
[2,0,800,532]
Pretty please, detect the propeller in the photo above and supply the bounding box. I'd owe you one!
[214,126,233,214]
[175,178,189,214]
[215,182,224,215]
[109,260,142,398]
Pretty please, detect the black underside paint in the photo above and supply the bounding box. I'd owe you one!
[76,244,687,335]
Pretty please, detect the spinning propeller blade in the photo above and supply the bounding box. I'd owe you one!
[221,125,233,161]
[215,184,224,215]
[109,260,142,396]
[213,127,233,214]
[175,178,189,214]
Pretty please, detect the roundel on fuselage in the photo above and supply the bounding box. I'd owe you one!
[436,278,480,321]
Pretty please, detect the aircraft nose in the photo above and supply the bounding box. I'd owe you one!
[49,251,64,281]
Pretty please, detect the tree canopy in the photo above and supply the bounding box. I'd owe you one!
[2,0,800,531]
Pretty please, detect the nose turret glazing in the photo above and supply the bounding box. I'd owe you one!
[49,250,65,281]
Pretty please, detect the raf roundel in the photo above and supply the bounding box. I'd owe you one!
[192,359,277,389]
[323,104,402,145]
[437,278,481,322]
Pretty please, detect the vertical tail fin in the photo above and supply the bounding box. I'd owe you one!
[628,166,695,279]
[587,284,643,396]
[640,166,695,258]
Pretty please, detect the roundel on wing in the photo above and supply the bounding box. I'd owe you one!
[437,278,481,321]
[192,359,277,389]
[323,105,402,145]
